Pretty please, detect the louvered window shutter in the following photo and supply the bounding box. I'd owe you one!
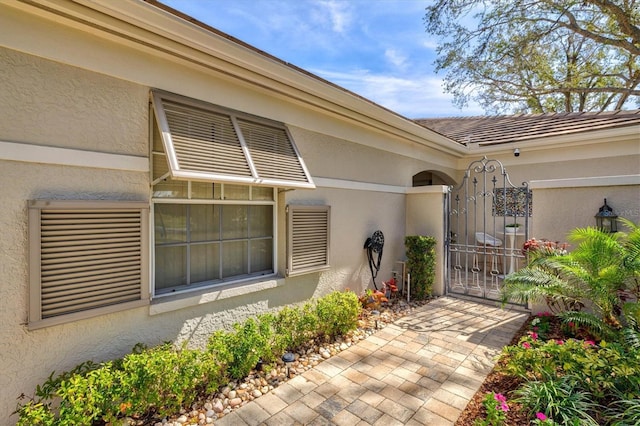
[151,90,314,189]
[29,201,149,329]
[287,205,330,276]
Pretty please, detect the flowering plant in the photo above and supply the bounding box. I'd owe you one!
[532,412,558,425]
[522,238,568,256]
[476,392,509,425]
[382,277,399,298]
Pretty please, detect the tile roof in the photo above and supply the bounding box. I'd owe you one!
[415,110,640,146]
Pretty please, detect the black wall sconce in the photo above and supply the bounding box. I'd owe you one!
[595,198,618,233]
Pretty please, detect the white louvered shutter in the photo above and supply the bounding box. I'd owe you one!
[287,205,330,276]
[151,90,315,189]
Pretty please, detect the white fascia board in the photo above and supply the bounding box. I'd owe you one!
[468,125,639,154]
[6,0,465,158]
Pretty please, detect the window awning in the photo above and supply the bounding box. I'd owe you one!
[151,90,315,189]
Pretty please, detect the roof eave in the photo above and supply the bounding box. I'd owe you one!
[7,0,465,157]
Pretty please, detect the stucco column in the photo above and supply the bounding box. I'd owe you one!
[405,185,448,296]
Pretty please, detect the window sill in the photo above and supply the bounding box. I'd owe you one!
[149,276,285,316]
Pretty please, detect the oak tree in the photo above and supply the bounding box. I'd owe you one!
[425,0,640,113]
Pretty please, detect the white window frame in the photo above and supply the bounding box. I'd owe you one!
[151,187,277,297]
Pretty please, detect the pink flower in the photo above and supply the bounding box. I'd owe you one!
[556,339,564,345]
[500,402,509,412]
[494,393,507,403]
[530,332,538,341]
[585,340,596,346]
[536,412,548,421]
[522,341,531,349]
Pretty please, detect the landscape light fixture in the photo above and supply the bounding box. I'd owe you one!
[282,352,295,378]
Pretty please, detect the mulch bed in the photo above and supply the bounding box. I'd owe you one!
[455,315,568,426]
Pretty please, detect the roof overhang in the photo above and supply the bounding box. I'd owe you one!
[1,0,466,159]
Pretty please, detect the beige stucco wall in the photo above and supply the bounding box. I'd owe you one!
[0,45,447,424]
[531,184,640,243]
[405,188,448,296]
[0,47,148,155]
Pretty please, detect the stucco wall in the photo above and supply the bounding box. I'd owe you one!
[0,47,148,155]
[285,186,407,296]
[405,188,448,296]
[531,183,640,243]
[0,46,445,424]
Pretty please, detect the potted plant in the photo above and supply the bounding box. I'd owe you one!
[505,222,521,233]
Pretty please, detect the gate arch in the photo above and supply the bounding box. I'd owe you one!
[445,157,530,304]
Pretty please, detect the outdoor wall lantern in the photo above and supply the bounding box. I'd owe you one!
[595,198,618,233]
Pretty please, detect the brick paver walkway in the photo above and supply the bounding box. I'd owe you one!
[216,297,529,425]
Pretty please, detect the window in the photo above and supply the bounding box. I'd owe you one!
[287,205,330,276]
[28,200,149,329]
[153,186,275,295]
[150,90,321,295]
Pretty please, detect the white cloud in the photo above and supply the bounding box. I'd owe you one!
[315,0,352,34]
[422,39,439,50]
[311,69,484,118]
[384,49,408,70]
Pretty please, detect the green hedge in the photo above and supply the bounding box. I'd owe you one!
[405,235,437,299]
[16,290,361,425]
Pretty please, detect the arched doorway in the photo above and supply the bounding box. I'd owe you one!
[412,170,456,187]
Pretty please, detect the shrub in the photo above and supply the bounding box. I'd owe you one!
[514,375,599,426]
[404,235,436,299]
[316,290,361,338]
[15,345,224,425]
[273,302,318,351]
[207,318,269,380]
[17,290,362,424]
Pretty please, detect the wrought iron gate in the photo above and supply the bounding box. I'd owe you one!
[445,157,530,304]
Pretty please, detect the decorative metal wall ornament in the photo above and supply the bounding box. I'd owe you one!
[493,187,533,217]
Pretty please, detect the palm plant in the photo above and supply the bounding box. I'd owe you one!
[503,220,640,341]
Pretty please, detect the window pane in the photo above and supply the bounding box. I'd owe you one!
[222,241,248,278]
[155,245,187,291]
[153,179,188,198]
[249,205,273,238]
[190,204,220,242]
[222,205,248,240]
[224,184,250,200]
[252,187,274,201]
[190,243,220,283]
[155,204,187,243]
[191,182,213,199]
[250,238,273,273]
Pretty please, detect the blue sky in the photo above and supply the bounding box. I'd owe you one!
[161,0,484,118]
